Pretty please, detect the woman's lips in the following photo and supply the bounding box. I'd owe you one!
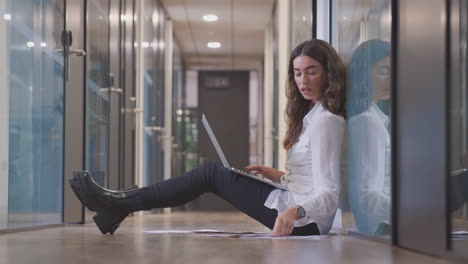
[301,88,312,95]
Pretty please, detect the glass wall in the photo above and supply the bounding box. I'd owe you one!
[331,0,392,238]
[1,0,65,229]
[142,0,167,187]
[171,41,185,177]
[450,0,468,255]
[85,0,110,188]
[290,0,313,48]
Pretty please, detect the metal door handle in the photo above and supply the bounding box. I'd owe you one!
[145,126,164,132]
[122,108,143,114]
[69,49,86,56]
[59,30,87,81]
[100,87,123,94]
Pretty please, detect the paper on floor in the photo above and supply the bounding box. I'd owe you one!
[143,229,324,239]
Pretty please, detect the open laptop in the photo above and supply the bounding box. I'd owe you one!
[202,114,288,191]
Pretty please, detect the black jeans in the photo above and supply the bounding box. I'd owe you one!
[139,162,320,236]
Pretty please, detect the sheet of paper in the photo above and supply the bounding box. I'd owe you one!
[143,229,325,239]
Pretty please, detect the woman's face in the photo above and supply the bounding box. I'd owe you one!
[372,56,391,101]
[293,54,325,104]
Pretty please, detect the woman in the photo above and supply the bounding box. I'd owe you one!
[70,39,346,236]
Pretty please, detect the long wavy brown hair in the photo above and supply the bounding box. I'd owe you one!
[283,39,346,150]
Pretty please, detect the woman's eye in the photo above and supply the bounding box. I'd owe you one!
[307,71,316,75]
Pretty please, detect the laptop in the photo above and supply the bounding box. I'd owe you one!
[202,114,288,191]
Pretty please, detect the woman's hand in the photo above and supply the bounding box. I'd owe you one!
[271,208,299,236]
[244,164,285,182]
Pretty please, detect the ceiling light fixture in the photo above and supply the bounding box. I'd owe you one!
[203,14,218,22]
[207,42,221,49]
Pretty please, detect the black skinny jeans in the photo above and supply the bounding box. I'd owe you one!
[139,162,320,236]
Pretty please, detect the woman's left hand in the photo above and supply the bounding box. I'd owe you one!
[271,208,298,236]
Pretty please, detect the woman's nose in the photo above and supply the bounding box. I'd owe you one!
[300,74,309,84]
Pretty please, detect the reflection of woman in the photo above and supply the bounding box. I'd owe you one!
[347,39,391,236]
[70,39,346,237]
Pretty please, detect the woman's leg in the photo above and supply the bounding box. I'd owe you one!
[138,162,279,229]
[71,162,320,235]
[139,162,320,235]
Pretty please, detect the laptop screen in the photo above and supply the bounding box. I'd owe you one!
[201,114,230,169]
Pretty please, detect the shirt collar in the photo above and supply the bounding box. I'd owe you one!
[303,101,324,125]
[369,103,388,123]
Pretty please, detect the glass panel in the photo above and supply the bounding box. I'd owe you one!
[290,0,313,48]
[85,0,110,188]
[142,1,166,187]
[142,0,155,187]
[450,0,468,254]
[332,0,392,238]
[5,0,64,229]
[171,41,185,176]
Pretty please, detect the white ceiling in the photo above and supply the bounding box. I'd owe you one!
[160,0,275,70]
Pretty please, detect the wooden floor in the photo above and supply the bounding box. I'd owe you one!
[0,212,458,264]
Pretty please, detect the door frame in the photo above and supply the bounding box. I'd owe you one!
[63,0,86,224]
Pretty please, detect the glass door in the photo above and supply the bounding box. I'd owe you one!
[142,0,166,189]
[3,0,65,229]
[85,0,110,191]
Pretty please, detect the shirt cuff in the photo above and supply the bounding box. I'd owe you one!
[280,174,289,186]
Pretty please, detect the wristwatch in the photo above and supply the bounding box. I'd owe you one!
[295,205,306,219]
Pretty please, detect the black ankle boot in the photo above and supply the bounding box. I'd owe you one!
[69,171,145,235]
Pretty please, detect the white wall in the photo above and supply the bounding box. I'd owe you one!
[135,0,144,188]
[316,0,330,41]
[249,71,259,165]
[185,71,198,108]
[263,23,274,167]
[0,1,10,228]
[277,0,290,171]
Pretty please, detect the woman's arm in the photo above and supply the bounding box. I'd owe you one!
[244,164,285,182]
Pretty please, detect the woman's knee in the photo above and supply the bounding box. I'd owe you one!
[200,162,222,173]
[199,162,232,185]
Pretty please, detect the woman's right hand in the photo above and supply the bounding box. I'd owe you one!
[244,164,285,183]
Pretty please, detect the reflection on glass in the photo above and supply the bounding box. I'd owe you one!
[347,39,391,236]
[332,0,392,238]
[290,0,313,48]
[142,0,155,187]
[86,0,110,188]
[142,1,167,187]
[7,0,64,228]
[171,41,185,177]
[450,0,468,247]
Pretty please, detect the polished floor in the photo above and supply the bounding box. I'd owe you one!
[0,211,459,264]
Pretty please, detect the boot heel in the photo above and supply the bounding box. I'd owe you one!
[93,213,120,235]
[93,210,127,235]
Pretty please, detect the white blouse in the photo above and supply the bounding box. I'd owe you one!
[264,102,345,235]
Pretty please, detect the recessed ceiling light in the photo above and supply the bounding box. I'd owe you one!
[203,14,218,22]
[207,42,221,49]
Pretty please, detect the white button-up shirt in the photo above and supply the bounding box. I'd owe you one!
[264,102,345,235]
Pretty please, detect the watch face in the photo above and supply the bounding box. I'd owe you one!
[297,206,306,218]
